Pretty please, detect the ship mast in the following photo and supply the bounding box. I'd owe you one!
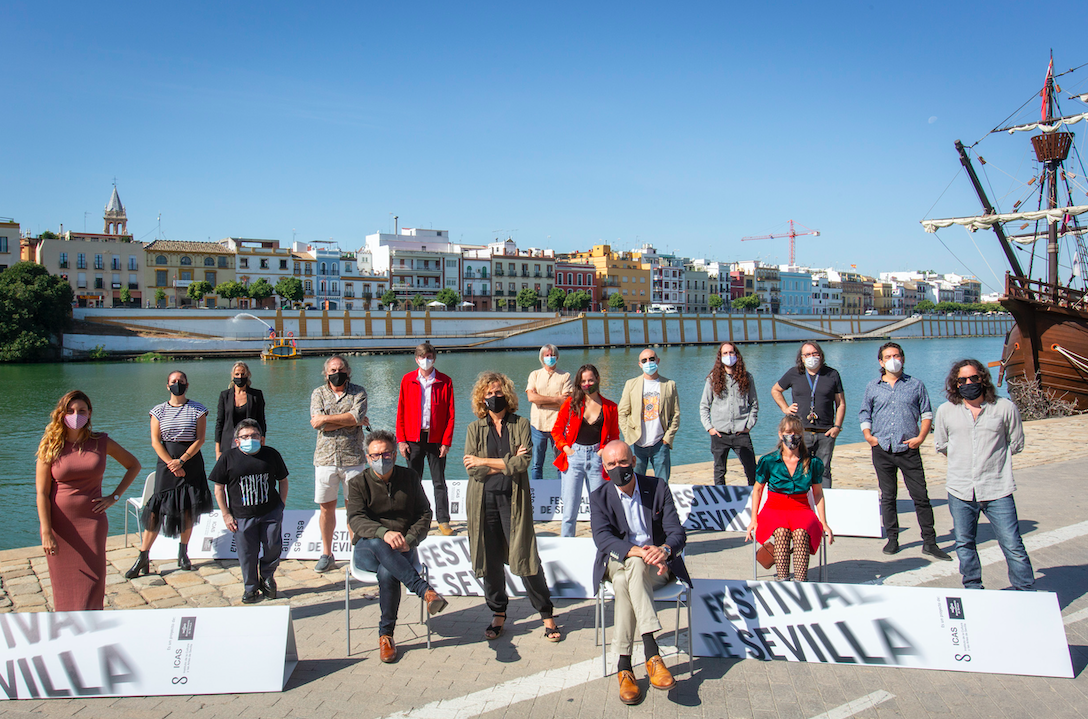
[1040,57,1063,293]
[954,140,1026,280]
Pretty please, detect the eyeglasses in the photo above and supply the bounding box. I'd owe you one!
[955,375,982,386]
[802,352,821,358]
[640,357,658,364]
[368,451,395,460]
[237,435,261,441]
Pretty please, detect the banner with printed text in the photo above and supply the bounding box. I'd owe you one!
[692,578,1072,677]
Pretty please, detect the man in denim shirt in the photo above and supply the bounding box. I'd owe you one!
[859,342,951,560]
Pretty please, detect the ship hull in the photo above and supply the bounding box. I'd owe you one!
[1000,287,1088,411]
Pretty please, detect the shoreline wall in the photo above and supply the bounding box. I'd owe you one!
[64,308,1014,357]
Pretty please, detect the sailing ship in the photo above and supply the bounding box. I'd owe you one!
[922,56,1088,411]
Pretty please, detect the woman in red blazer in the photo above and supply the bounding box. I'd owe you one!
[551,364,620,537]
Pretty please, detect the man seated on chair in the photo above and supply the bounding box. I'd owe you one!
[590,440,689,706]
[346,430,449,664]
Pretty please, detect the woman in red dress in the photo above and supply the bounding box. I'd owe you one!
[35,390,142,611]
[745,415,834,581]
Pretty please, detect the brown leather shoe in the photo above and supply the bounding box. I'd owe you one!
[439,523,456,536]
[424,589,448,615]
[617,669,643,705]
[645,655,675,690]
[378,635,397,664]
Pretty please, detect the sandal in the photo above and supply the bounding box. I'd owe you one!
[543,624,562,643]
[484,613,506,640]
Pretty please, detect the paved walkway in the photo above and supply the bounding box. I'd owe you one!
[2,416,1087,717]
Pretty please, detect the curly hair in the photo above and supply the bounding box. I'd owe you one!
[775,415,811,476]
[943,359,997,404]
[569,364,601,415]
[709,342,750,396]
[37,390,98,464]
[470,371,519,418]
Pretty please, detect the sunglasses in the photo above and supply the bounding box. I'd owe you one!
[955,375,982,386]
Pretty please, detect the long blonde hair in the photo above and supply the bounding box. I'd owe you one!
[37,390,98,464]
[228,361,252,389]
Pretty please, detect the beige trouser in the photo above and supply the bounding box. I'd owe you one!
[605,557,670,656]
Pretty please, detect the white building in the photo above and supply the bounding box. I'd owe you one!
[365,228,461,306]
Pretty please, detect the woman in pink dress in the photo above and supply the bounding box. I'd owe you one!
[35,390,142,611]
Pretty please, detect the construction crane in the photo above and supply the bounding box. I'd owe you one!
[741,219,820,266]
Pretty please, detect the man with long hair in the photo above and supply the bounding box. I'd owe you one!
[934,360,1033,590]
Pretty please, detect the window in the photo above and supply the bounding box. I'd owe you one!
[304,280,312,292]
[320,281,326,293]
[128,274,138,289]
[94,254,103,270]
[260,259,269,269]
[156,270,167,286]
[331,282,338,293]
[280,259,289,270]
[205,271,216,284]
[218,256,228,268]
[0,238,6,253]
[180,270,192,281]
[239,258,248,269]
[77,273,87,288]
[180,256,192,266]
[78,253,87,269]
[111,257,121,270]
[129,256,138,270]
[320,262,327,275]
[344,263,352,274]
[155,255,166,265]
[204,257,215,266]
[59,252,68,268]
[94,276,104,289]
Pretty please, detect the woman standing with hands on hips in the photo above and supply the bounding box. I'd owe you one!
[36,390,142,610]
[463,371,562,642]
[127,370,213,579]
[700,342,759,485]
[551,364,620,537]
[215,361,267,459]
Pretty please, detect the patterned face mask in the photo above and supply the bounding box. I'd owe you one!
[782,433,801,450]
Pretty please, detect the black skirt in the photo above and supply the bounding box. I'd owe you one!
[142,440,213,538]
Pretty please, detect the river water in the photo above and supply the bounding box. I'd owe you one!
[0,336,1007,551]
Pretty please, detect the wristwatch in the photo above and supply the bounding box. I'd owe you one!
[113,494,120,501]
[833,424,842,430]
[661,544,672,559]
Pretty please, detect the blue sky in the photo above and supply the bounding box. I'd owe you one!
[4,1,1087,292]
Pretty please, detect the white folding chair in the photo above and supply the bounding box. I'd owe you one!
[593,569,693,678]
[124,472,156,547]
[345,557,432,656]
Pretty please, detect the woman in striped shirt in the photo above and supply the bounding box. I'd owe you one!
[126,370,214,578]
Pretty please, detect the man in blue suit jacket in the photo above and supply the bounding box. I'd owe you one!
[591,440,689,706]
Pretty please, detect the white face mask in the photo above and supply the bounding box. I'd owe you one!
[804,356,822,371]
[722,354,738,367]
[417,357,435,372]
[884,357,903,374]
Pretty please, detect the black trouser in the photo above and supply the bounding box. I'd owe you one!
[803,429,836,488]
[872,445,936,544]
[235,504,283,593]
[408,430,449,523]
[710,432,758,486]
[482,487,553,618]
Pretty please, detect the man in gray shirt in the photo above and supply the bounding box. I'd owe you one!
[933,359,1033,590]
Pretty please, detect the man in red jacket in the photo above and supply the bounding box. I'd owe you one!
[396,342,456,535]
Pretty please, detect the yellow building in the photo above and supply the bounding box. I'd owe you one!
[567,244,650,312]
[145,240,236,308]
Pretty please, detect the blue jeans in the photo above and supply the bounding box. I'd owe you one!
[632,440,671,483]
[530,426,559,482]
[560,443,603,537]
[353,538,430,637]
[947,493,1034,590]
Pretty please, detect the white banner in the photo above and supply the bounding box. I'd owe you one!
[675,486,883,538]
[0,607,297,700]
[151,509,352,562]
[692,579,1072,677]
[423,479,589,522]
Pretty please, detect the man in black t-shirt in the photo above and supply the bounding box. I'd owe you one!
[770,340,845,487]
[210,419,290,604]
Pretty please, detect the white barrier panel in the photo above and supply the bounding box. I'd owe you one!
[675,486,883,538]
[423,480,590,522]
[151,509,353,562]
[416,536,598,599]
[0,607,297,700]
[691,579,1072,677]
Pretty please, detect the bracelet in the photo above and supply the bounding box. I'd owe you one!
[833,425,842,430]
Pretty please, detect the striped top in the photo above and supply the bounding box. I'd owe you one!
[150,400,209,442]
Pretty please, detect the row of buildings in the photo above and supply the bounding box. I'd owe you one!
[8,187,982,314]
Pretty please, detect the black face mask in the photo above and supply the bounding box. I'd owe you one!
[327,372,348,387]
[606,464,635,486]
[169,382,188,396]
[232,377,247,388]
[959,382,983,400]
[484,395,508,413]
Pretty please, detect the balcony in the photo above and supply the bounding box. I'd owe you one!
[494,268,504,276]
[520,270,530,277]
[59,261,69,269]
[495,289,505,296]
[546,270,553,278]
[128,282,139,290]
[112,282,122,289]
[534,272,541,278]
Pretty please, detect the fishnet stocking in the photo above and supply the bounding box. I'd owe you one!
[772,528,791,580]
[791,529,811,581]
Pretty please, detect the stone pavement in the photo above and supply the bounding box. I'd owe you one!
[2,417,1087,718]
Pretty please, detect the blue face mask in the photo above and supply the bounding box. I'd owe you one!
[238,438,261,454]
[642,361,658,375]
[543,356,558,368]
